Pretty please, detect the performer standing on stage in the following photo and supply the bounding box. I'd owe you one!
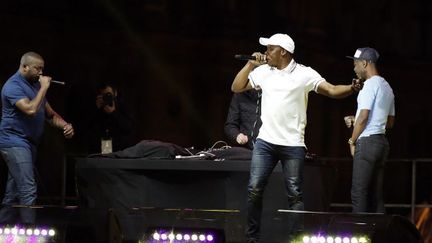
[0,51,74,224]
[345,47,395,213]
[231,33,362,242]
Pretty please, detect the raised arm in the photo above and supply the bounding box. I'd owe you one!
[15,76,50,116]
[231,62,255,93]
[317,80,356,98]
[231,53,266,93]
[317,78,363,98]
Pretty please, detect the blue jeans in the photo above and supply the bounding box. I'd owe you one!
[351,134,389,213]
[246,139,305,240]
[0,146,37,224]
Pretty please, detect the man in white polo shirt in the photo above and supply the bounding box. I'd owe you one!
[345,47,395,213]
[231,33,361,242]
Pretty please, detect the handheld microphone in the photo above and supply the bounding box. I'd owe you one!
[51,80,66,85]
[234,54,267,63]
[39,75,66,85]
[234,54,257,61]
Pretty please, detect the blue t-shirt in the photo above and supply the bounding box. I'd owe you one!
[0,71,46,149]
[355,75,395,138]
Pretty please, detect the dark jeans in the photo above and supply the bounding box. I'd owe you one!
[0,146,37,224]
[246,139,305,241]
[351,134,389,213]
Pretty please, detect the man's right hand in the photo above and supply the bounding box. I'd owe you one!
[236,133,249,145]
[39,75,52,89]
[344,115,355,128]
[249,52,267,66]
[96,95,104,109]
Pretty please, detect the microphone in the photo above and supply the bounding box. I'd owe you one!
[51,80,66,85]
[234,54,257,61]
[39,75,66,85]
[234,54,267,63]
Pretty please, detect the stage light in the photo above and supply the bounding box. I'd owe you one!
[0,225,58,242]
[297,234,371,243]
[141,227,223,242]
[276,210,422,243]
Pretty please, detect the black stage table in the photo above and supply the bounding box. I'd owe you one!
[73,157,337,242]
[74,158,336,212]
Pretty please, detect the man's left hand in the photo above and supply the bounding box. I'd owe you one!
[63,123,74,139]
[351,78,364,92]
[349,144,355,157]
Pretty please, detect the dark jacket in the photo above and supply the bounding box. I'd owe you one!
[224,90,262,149]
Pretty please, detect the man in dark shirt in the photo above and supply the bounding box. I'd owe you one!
[224,89,262,149]
[87,82,136,154]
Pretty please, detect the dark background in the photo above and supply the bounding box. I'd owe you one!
[0,0,431,205]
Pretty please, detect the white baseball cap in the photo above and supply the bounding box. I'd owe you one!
[259,33,295,54]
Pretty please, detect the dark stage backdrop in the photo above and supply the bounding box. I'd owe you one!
[0,0,431,203]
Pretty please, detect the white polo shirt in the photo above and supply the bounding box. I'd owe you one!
[355,75,395,138]
[248,59,324,146]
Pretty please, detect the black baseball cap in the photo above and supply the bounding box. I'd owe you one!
[346,47,380,63]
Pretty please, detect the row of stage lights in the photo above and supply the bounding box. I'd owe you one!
[0,226,56,237]
[147,231,216,242]
[300,234,370,243]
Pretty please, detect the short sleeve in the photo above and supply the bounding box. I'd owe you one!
[304,67,325,93]
[357,81,376,110]
[389,99,395,116]
[3,81,27,106]
[248,65,269,89]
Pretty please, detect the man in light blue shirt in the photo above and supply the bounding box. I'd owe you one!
[345,47,395,213]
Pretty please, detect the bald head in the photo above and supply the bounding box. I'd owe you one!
[19,51,45,82]
[20,52,44,67]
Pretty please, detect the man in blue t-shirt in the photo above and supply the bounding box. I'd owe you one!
[345,47,395,213]
[0,51,74,224]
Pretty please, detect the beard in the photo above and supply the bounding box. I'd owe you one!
[27,75,39,83]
